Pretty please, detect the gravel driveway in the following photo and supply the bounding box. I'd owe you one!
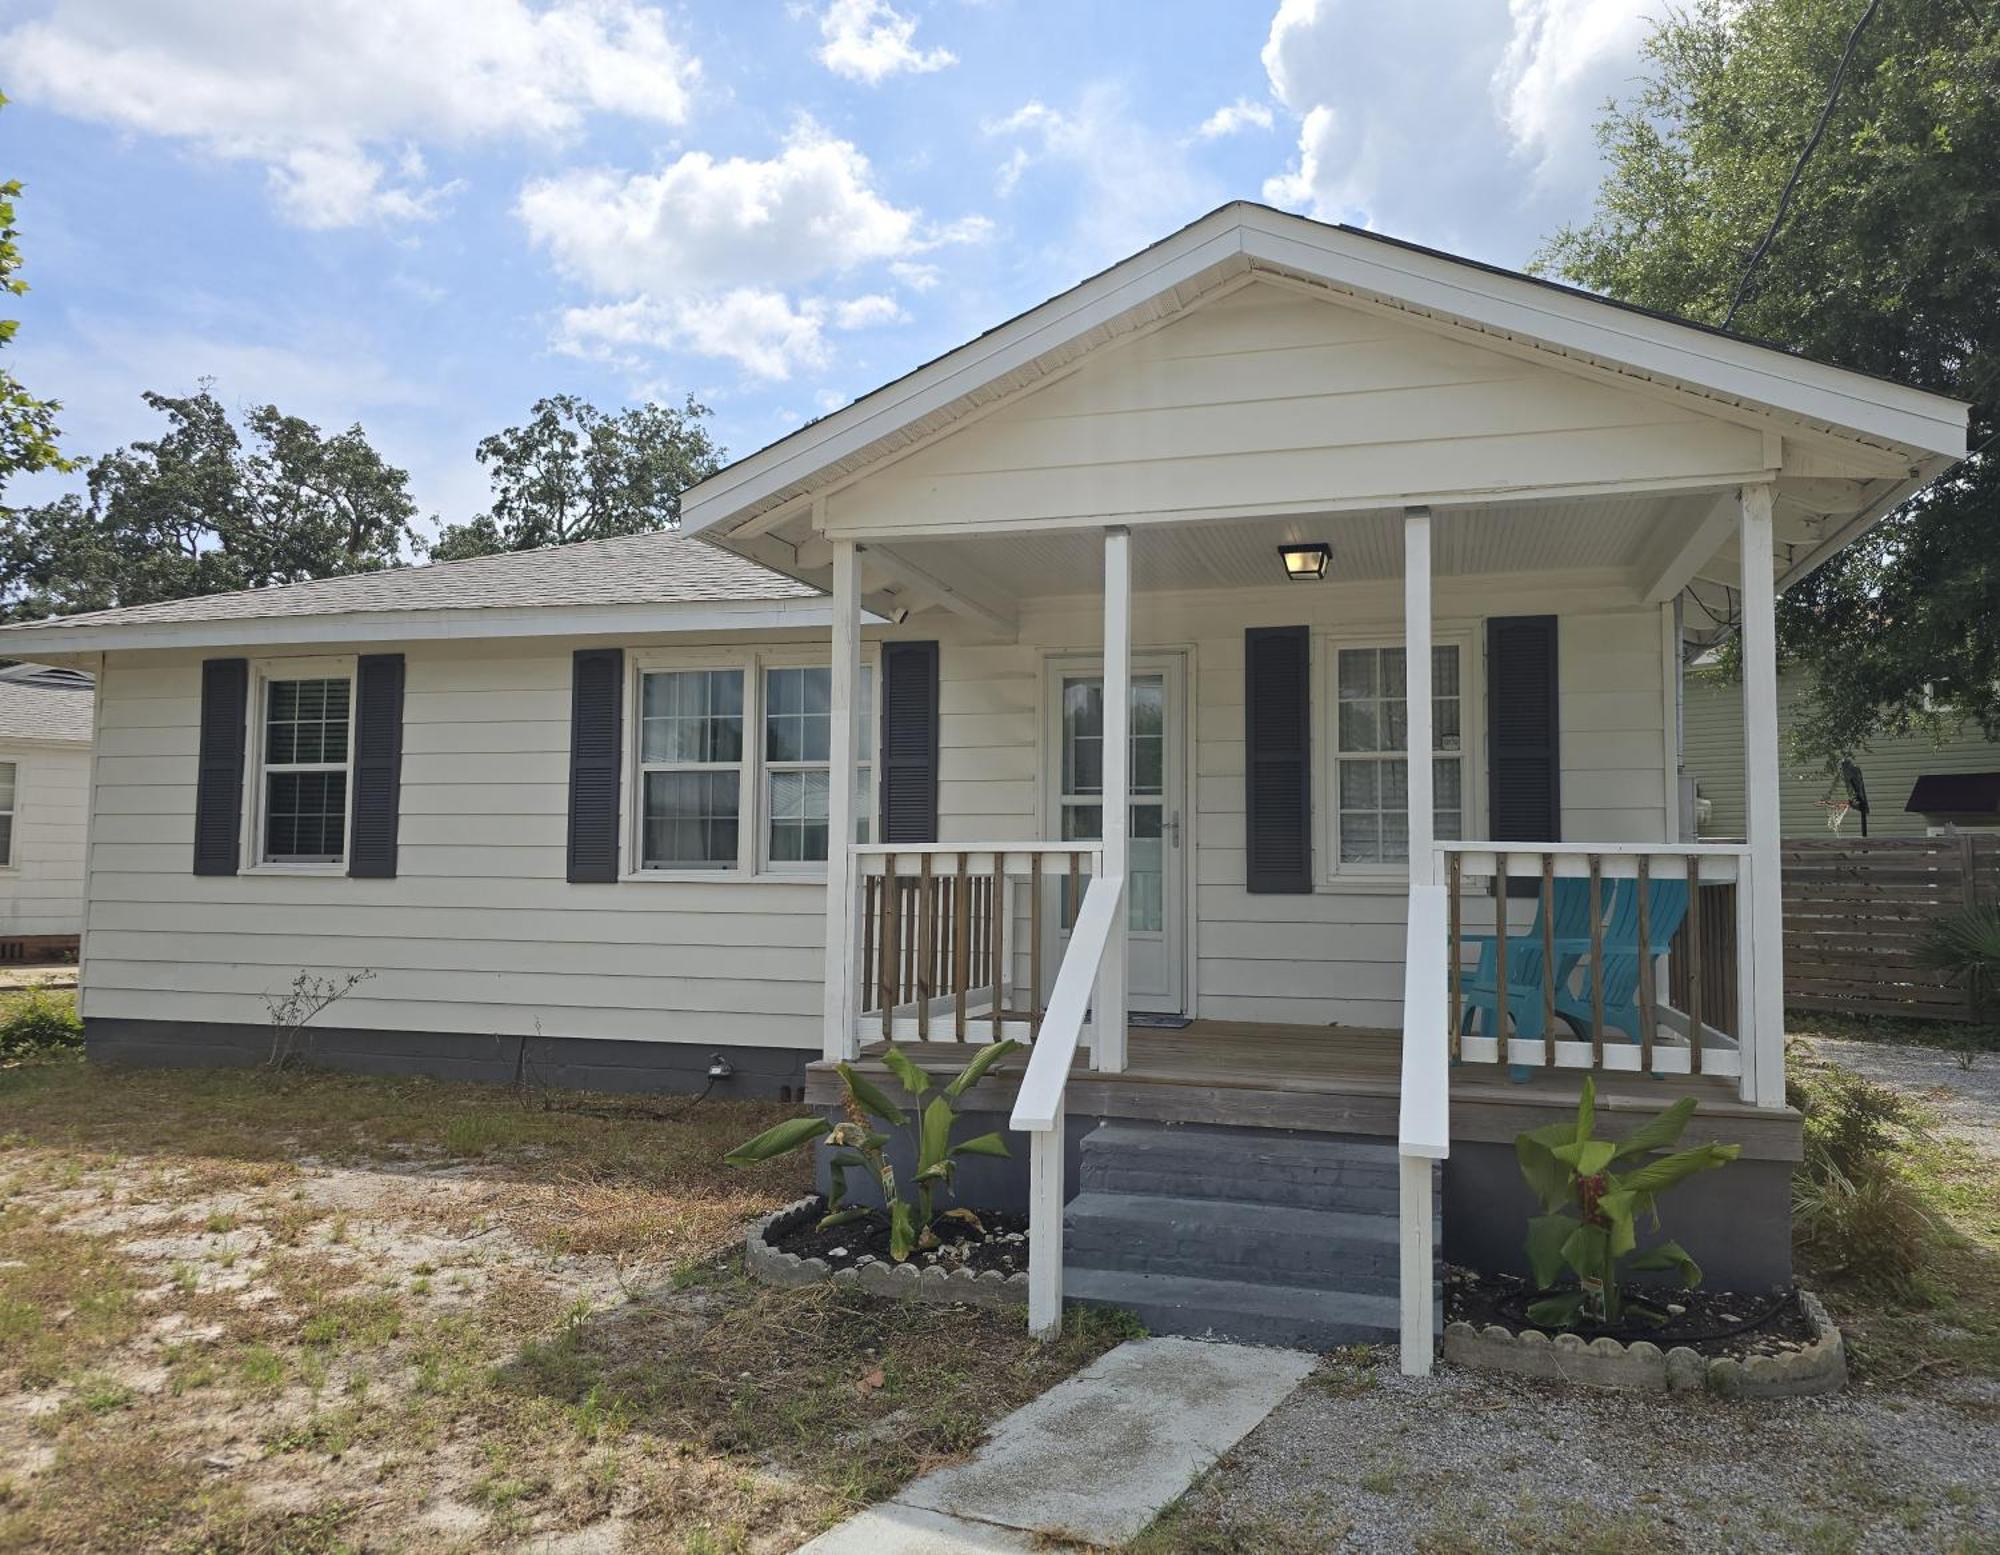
[1150,1352,1999,1553]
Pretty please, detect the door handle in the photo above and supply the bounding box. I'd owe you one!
[1167,810,1182,849]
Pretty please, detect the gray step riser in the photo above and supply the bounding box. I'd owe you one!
[1077,1158,1405,1214]
[1061,1269,1443,1350]
[1069,1294,1398,1350]
[1066,1216,1403,1292]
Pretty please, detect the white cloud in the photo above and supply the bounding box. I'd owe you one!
[889,259,942,291]
[984,85,1220,270]
[816,0,955,84]
[1194,98,1275,141]
[4,0,699,227]
[520,118,977,378]
[1258,0,1651,262]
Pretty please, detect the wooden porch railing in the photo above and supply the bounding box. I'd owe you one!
[1432,842,1758,1097]
[851,844,1104,1046]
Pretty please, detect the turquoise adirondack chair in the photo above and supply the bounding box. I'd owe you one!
[1555,876,1690,1048]
[1454,876,1600,1056]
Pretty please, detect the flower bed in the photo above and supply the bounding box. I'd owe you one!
[745,1195,1030,1309]
[1443,1269,1846,1396]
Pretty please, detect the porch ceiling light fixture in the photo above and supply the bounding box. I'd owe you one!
[1279,542,1332,581]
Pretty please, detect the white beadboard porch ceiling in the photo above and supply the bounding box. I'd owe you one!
[869,489,1774,604]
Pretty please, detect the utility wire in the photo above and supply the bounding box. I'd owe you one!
[1723,0,1886,329]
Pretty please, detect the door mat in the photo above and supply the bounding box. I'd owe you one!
[1127,1013,1193,1029]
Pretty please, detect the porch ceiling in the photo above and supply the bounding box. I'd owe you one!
[865,489,1801,610]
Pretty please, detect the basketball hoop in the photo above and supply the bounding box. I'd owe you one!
[1817,796,1852,833]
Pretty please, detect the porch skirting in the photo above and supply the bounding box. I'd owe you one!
[82,1018,813,1099]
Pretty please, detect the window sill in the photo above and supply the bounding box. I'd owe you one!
[244,862,348,878]
[617,868,827,885]
[1316,874,1417,895]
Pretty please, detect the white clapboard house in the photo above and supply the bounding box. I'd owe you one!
[0,662,95,958]
[0,206,1969,1368]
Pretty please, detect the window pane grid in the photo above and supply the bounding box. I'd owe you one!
[0,760,14,868]
[261,677,351,864]
[1334,645,1464,866]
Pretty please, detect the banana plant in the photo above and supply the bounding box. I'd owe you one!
[1516,1075,1741,1329]
[725,1040,1025,1263]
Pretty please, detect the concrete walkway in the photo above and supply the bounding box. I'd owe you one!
[798,1336,1315,1552]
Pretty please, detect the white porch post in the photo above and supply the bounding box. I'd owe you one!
[1738,483,1786,1106]
[1400,504,1438,1377]
[1096,525,1131,1072]
[823,538,863,1062]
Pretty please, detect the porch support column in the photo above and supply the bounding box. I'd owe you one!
[1400,505,1438,1377]
[1096,525,1131,1073]
[823,538,863,1062]
[1404,508,1435,871]
[1738,483,1785,1106]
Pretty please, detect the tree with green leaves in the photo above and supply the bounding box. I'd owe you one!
[430,393,724,560]
[1539,0,1998,762]
[0,92,70,500]
[0,387,421,621]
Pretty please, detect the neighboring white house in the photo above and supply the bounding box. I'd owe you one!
[0,663,95,956]
[0,204,1969,1367]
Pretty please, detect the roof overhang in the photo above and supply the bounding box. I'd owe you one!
[681,203,1970,572]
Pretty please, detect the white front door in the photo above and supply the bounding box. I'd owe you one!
[1046,655,1188,1014]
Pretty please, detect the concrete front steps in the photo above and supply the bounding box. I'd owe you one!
[1063,1122,1441,1349]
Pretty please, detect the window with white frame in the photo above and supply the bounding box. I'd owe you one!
[0,760,15,868]
[1333,643,1464,867]
[634,658,872,873]
[258,674,352,864]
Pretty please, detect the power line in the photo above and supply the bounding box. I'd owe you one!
[1723,0,1886,329]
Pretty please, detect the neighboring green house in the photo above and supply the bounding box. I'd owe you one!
[1683,667,2000,839]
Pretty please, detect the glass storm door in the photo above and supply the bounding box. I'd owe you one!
[1047,656,1186,1013]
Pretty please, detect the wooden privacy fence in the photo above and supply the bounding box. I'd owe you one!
[1782,835,1999,1022]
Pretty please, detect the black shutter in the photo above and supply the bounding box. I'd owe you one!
[347,653,405,878]
[1487,616,1561,897]
[1245,626,1313,894]
[193,658,249,876]
[567,648,624,883]
[879,640,940,844]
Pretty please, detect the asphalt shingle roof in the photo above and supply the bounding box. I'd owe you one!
[0,668,93,743]
[0,531,817,637]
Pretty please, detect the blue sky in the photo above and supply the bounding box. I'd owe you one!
[1,0,1661,544]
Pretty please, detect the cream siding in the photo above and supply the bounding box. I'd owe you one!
[1683,669,2000,839]
[0,742,92,938]
[823,283,1771,539]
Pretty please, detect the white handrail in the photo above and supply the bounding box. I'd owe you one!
[1009,870,1124,1341]
[1011,872,1124,1131]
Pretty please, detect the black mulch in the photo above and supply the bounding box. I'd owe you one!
[768,1197,1030,1277]
[1447,1266,1820,1360]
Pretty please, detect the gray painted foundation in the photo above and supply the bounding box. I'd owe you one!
[84,1017,813,1100]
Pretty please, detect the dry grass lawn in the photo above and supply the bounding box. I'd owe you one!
[0,1016,1120,1554]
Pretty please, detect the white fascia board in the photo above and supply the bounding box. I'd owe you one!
[0,596,845,656]
[680,216,1250,534]
[1236,210,1970,460]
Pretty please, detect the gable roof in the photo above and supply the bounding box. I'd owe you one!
[680,202,1970,552]
[0,663,94,744]
[0,531,822,654]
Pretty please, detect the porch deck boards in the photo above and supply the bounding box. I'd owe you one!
[809,1019,1801,1160]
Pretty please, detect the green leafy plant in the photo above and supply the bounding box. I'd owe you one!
[1788,1055,1930,1291]
[725,1041,1024,1263]
[1517,1076,1740,1329]
[1918,904,2000,1028]
[0,988,82,1058]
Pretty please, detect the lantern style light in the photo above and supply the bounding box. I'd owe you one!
[1278,542,1331,581]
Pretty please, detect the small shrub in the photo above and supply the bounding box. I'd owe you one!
[1789,1057,1931,1290]
[0,989,82,1058]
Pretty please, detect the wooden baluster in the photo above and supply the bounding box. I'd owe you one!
[954,852,970,1041]
[862,873,878,1015]
[1686,861,1704,1074]
[1447,851,1463,1062]
[1030,850,1045,1038]
[991,855,1006,1041]
[1638,854,1656,1073]
[1069,850,1082,932]
[917,854,934,1041]
[1588,855,1605,1069]
[1541,853,1557,1070]
[880,856,897,1040]
[1493,852,1509,1063]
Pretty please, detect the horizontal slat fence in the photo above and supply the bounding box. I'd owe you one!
[1782,835,1998,1022]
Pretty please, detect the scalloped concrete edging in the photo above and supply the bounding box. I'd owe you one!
[745,1196,1029,1309]
[1442,1289,1846,1397]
